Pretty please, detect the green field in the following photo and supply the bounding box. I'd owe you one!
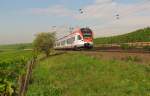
[27,52,150,96]
[0,43,32,51]
[94,27,150,44]
[0,50,33,95]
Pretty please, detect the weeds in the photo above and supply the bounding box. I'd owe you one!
[122,56,142,62]
[143,46,150,51]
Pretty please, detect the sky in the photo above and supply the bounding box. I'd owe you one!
[0,0,150,44]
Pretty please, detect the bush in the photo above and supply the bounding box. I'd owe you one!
[122,56,142,62]
[120,44,135,50]
[143,46,150,51]
[33,32,55,57]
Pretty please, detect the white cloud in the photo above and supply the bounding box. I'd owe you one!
[75,0,150,37]
[29,0,150,21]
[30,5,75,17]
[95,0,112,4]
[30,0,150,37]
[93,15,150,37]
[75,0,150,20]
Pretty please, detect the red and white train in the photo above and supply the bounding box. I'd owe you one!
[54,27,94,49]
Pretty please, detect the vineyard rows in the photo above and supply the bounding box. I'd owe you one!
[0,50,33,95]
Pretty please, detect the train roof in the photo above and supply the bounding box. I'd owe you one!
[56,28,80,41]
[56,27,92,41]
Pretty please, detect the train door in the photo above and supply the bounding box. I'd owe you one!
[75,35,84,48]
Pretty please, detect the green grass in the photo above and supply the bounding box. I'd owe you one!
[27,52,150,96]
[94,27,150,44]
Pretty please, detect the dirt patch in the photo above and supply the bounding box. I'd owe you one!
[82,51,150,65]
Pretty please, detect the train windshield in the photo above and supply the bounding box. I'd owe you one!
[81,28,92,38]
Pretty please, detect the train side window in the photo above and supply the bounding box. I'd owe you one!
[66,37,75,44]
[73,37,75,41]
[67,38,70,44]
[72,37,75,42]
[77,35,81,40]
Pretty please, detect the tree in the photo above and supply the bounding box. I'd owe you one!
[33,32,55,57]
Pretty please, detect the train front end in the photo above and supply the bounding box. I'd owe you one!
[81,28,93,48]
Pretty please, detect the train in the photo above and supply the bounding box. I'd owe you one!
[54,27,94,50]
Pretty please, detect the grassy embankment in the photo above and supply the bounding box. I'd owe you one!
[27,52,150,96]
[94,27,150,44]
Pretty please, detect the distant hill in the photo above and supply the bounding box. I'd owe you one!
[94,27,150,44]
[0,43,32,50]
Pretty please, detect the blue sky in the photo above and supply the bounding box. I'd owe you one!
[0,0,150,44]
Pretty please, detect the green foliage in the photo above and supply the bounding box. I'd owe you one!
[120,44,135,50]
[121,44,130,50]
[27,52,150,96]
[94,27,150,44]
[143,46,150,51]
[33,32,55,57]
[0,50,33,95]
[0,83,5,92]
[122,56,142,62]
[0,80,14,96]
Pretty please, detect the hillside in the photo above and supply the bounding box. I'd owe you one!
[94,27,150,44]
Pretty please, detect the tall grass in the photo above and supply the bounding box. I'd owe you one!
[27,52,150,96]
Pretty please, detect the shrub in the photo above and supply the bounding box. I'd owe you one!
[33,32,55,57]
[123,56,142,62]
[143,46,150,51]
[121,44,130,50]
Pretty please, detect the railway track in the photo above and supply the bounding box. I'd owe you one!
[58,47,150,54]
[85,46,150,53]
[84,49,150,54]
